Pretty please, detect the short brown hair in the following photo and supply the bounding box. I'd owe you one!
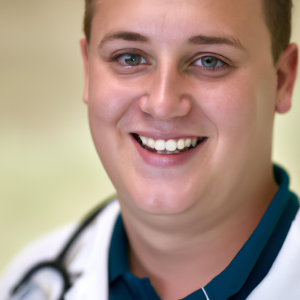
[83,0,293,63]
[83,0,95,45]
[262,0,293,63]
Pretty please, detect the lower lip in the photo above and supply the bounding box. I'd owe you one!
[131,135,207,167]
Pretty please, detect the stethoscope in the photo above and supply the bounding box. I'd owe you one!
[8,196,116,300]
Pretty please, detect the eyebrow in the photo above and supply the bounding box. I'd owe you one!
[189,35,246,51]
[99,31,246,51]
[99,32,149,48]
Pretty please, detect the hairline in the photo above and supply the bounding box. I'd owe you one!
[85,0,290,64]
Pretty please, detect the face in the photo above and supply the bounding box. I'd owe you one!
[82,0,279,216]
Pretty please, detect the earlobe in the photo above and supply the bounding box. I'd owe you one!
[275,43,298,114]
[80,38,89,104]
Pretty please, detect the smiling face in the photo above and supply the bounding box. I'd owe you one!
[82,0,281,216]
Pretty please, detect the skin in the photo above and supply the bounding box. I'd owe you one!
[80,0,298,299]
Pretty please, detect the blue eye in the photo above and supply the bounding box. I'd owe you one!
[119,54,148,66]
[194,56,226,68]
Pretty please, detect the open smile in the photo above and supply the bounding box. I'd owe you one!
[132,133,207,155]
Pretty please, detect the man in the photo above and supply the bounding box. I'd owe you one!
[0,0,299,299]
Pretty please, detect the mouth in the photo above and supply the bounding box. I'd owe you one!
[131,133,207,155]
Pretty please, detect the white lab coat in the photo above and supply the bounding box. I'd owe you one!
[1,200,300,300]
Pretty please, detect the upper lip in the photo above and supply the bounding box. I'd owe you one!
[131,131,205,140]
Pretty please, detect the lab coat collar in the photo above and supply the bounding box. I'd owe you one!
[64,200,120,300]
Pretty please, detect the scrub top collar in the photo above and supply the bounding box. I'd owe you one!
[109,165,299,300]
[109,214,130,283]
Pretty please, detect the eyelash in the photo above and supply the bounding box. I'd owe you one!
[110,52,146,64]
[110,52,230,72]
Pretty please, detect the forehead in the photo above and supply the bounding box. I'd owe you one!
[90,0,269,51]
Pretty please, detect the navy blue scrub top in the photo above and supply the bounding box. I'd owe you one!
[108,165,299,300]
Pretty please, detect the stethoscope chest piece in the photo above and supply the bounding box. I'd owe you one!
[9,281,49,300]
[9,261,70,300]
[9,197,116,300]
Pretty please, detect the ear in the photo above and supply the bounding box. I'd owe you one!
[275,43,298,114]
[80,38,89,104]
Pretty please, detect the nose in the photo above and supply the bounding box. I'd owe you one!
[139,62,192,121]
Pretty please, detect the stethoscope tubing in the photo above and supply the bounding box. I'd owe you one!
[10,195,117,300]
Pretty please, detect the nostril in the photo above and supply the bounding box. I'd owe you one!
[138,96,150,114]
[138,92,192,121]
[180,97,193,115]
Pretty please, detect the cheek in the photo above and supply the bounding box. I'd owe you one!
[199,76,257,136]
[195,67,277,171]
[86,65,147,185]
[88,78,129,127]
[87,62,145,127]
[201,66,276,140]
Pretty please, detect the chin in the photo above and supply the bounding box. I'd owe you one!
[124,183,197,215]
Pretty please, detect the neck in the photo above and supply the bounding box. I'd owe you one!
[119,167,278,300]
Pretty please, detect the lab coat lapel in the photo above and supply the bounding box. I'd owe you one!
[65,201,120,300]
[246,209,300,300]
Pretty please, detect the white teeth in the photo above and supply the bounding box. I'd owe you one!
[147,138,155,149]
[192,138,197,147]
[139,135,203,152]
[177,139,185,150]
[185,139,191,147]
[155,139,166,151]
[140,136,148,145]
[166,139,177,151]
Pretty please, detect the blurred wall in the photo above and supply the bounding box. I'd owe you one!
[0,1,300,273]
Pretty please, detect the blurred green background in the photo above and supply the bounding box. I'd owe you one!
[0,0,300,273]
